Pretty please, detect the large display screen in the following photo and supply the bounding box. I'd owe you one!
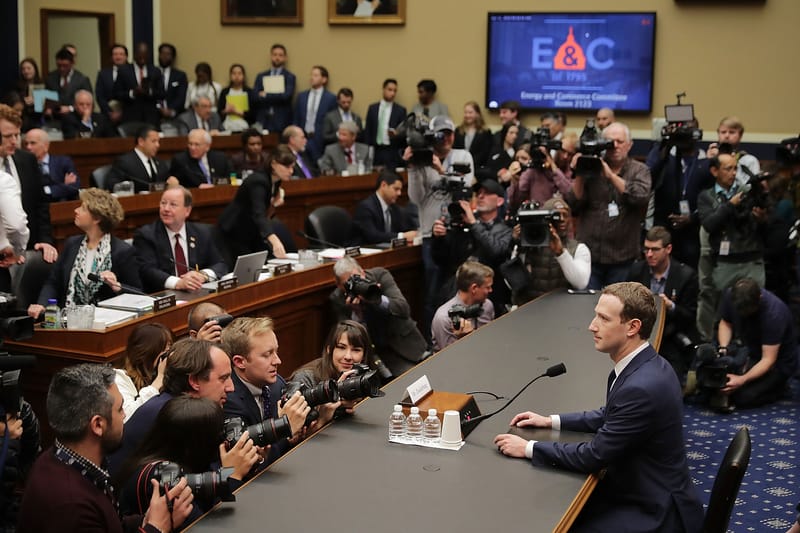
[486,12,656,113]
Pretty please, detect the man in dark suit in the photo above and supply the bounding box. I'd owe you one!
[293,65,337,163]
[169,129,230,188]
[222,317,310,470]
[176,95,223,133]
[23,128,79,202]
[628,226,700,382]
[330,256,429,377]
[253,44,296,134]
[107,125,170,192]
[134,186,228,293]
[495,282,704,533]
[283,125,318,178]
[115,42,165,126]
[94,43,129,121]
[353,170,417,244]
[156,43,188,120]
[44,47,93,116]
[322,88,364,145]
[61,90,117,139]
[364,78,407,169]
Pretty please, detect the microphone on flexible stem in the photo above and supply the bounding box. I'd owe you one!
[460,363,566,436]
[296,231,343,250]
[87,273,149,296]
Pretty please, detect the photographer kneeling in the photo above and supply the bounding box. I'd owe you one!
[431,261,495,351]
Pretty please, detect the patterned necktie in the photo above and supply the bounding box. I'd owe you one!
[174,234,188,276]
[199,159,211,183]
[261,386,272,419]
[346,149,353,164]
[297,155,312,178]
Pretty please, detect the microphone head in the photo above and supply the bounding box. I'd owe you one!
[87,273,101,282]
[545,363,567,378]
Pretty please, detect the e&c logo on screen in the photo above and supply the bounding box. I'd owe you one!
[532,26,614,71]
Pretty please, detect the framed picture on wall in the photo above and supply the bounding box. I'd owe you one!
[221,0,303,25]
[328,0,405,25]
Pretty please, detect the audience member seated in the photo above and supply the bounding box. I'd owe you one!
[188,301,227,342]
[61,90,117,139]
[169,129,230,188]
[411,79,448,119]
[511,197,590,305]
[218,63,255,132]
[492,100,531,151]
[322,87,363,146]
[44,47,92,117]
[364,78,406,170]
[156,42,188,120]
[353,170,417,245]
[117,42,164,127]
[506,145,571,210]
[330,257,428,377]
[217,145,293,260]
[221,317,310,467]
[23,128,79,202]
[431,261,495,351]
[293,65,337,163]
[18,364,192,533]
[230,128,270,178]
[454,100,493,169]
[432,179,513,314]
[116,396,257,529]
[627,226,699,382]
[185,62,222,113]
[566,122,651,289]
[282,125,318,178]
[114,322,174,421]
[177,95,223,134]
[134,186,227,292]
[318,120,371,175]
[27,188,141,318]
[107,124,170,192]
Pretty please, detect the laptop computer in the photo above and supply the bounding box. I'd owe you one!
[202,250,269,290]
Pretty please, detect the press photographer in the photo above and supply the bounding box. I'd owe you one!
[431,261,495,351]
[506,131,572,212]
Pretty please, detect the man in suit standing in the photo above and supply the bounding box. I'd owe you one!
[330,257,429,377]
[94,43,129,122]
[627,226,699,382]
[107,125,170,192]
[177,95,223,134]
[156,43,188,121]
[134,186,228,293]
[44,47,92,116]
[318,121,371,175]
[364,78,407,170]
[353,170,417,244]
[23,128,79,202]
[222,317,311,468]
[495,282,704,533]
[293,65,337,163]
[254,44,296,134]
[116,42,165,127]
[61,90,117,139]
[322,88,363,146]
[282,125,318,179]
[169,129,230,188]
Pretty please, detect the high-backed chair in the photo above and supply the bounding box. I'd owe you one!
[117,121,150,138]
[703,426,751,533]
[304,206,353,248]
[11,251,55,308]
[90,164,113,189]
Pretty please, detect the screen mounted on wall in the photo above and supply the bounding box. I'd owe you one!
[486,12,656,113]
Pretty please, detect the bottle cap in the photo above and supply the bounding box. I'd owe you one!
[393,405,402,412]
[428,408,437,416]
[410,406,419,414]
[47,298,57,304]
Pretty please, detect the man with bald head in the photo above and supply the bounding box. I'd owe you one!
[169,129,231,188]
[61,90,117,139]
[24,128,79,202]
[595,107,615,130]
[177,95,223,134]
[317,120,371,175]
[566,122,651,289]
[282,125,318,178]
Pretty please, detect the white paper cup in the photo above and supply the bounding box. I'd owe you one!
[440,410,462,444]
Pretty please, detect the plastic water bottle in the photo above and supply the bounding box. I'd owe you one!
[423,408,441,443]
[406,406,423,441]
[44,299,60,329]
[389,405,406,437]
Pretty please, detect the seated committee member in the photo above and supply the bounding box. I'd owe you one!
[169,129,231,188]
[431,261,495,352]
[230,128,270,177]
[134,186,228,292]
[107,125,170,193]
[283,125,318,179]
[217,145,294,261]
[61,89,117,139]
[18,364,193,533]
[715,277,798,410]
[494,282,704,532]
[331,257,428,377]
[221,317,311,468]
[114,322,173,421]
[353,170,417,245]
[23,128,79,202]
[177,95,223,134]
[318,120,371,175]
[27,188,141,318]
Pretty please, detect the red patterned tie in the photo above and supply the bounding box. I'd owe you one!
[174,234,188,276]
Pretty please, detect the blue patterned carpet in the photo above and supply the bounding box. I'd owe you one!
[684,379,800,532]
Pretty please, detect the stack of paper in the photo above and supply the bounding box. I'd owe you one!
[92,307,138,329]
[97,294,155,315]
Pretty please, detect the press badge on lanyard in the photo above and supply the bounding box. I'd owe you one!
[608,201,619,218]
[679,200,690,216]
[719,239,730,256]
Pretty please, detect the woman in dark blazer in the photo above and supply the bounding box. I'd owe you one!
[486,122,519,180]
[27,188,142,317]
[454,101,493,169]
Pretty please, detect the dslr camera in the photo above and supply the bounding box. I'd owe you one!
[576,119,615,178]
[204,313,234,328]
[344,275,382,304]
[510,201,562,248]
[448,303,484,330]
[737,166,771,210]
[337,362,385,401]
[280,379,339,425]
[147,461,236,503]
[223,415,293,449]
[527,127,562,169]
[660,94,703,148]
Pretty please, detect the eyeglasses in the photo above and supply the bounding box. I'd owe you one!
[643,246,664,253]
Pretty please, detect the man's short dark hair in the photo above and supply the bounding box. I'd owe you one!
[455,261,494,292]
[417,79,437,94]
[375,169,402,189]
[313,65,329,80]
[708,156,722,170]
[731,278,761,317]
[55,47,74,62]
[136,124,159,142]
[645,226,672,247]
[47,364,115,442]
[111,43,128,56]
[540,111,561,124]
[158,42,177,57]
[271,43,287,54]
[382,78,397,88]
[337,87,353,99]
[499,100,520,113]
[241,127,262,148]
[601,282,656,340]
[162,338,218,395]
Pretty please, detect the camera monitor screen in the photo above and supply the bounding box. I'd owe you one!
[486,12,657,113]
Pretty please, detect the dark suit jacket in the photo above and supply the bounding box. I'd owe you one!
[322,108,364,145]
[94,65,120,114]
[455,129,494,169]
[353,193,414,244]
[44,69,93,105]
[329,267,427,376]
[291,150,319,179]
[176,110,223,132]
[12,150,52,247]
[41,154,79,202]
[217,172,274,260]
[61,110,117,139]
[223,371,290,468]
[169,150,230,188]
[133,220,228,293]
[162,67,189,116]
[115,63,165,125]
[107,150,170,192]
[293,89,337,161]
[364,101,406,147]
[253,68,296,133]
[109,392,173,477]
[36,235,142,306]
[532,345,704,532]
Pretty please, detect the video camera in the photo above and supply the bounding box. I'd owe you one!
[738,166,771,210]
[691,342,749,390]
[396,113,445,167]
[527,127,562,169]
[0,300,36,416]
[513,202,562,248]
[343,275,381,304]
[223,415,293,449]
[777,135,800,167]
[448,303,483,330]
[576,119,614,178]
[661,93,703,147]
[147,461,236,503]
[432,172,473,231]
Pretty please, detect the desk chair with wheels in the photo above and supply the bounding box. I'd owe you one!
[304,205,354,248]
[10,250,55,309]
[703,426,751,533]
[90,164,113,189]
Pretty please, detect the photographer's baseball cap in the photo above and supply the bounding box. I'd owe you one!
[430,116,455,133]
[472,179,505,197]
